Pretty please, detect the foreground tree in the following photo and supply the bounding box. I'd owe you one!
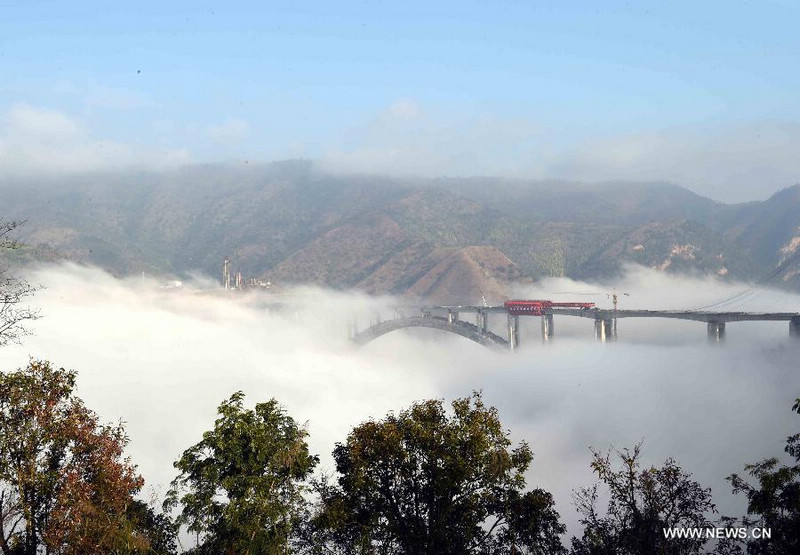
[165,392,318,554]
[124,500,179,555]
[0,219,39,346]
[570,442,716,555]
[726,397,800,554]
[306,392,566,554]
[0,360,163,554]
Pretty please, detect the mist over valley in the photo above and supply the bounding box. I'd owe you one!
[0,262,797,542]
[3,2,800,551]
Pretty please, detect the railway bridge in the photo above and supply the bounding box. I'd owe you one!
[350,302,800,350]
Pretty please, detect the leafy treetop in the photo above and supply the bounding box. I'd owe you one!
[165,391,318,555]
[307,391,566,555]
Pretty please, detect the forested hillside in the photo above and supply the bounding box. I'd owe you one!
[2,160,798,301]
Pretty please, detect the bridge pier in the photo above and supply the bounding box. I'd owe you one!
[541,313,554,342]
[707,322,726,343]
[790,316,800,339]
[507,314,520,351]
[476,310,489,333]
[594,319,613,341]
[447,310,459,324]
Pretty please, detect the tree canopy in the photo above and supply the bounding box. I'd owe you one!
[307,392,566,554]
[570,442,716,555]
[726,397,800,554]
[165,391,318,555]
[0,360,165,555]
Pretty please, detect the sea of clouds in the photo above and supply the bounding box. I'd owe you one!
[0,262,798,539]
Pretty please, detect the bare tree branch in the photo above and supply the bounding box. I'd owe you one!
[0,220,41,346]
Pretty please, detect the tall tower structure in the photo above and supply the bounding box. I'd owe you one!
[223,257,231,291]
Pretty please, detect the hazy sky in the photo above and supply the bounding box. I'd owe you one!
[2,1,800,201]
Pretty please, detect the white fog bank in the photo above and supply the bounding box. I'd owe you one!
[0,263,798,536]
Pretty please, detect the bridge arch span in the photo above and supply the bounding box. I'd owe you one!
[352,316,508,349]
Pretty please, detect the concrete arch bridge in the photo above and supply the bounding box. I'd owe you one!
[350,304,800,350]
[350,315,509,349]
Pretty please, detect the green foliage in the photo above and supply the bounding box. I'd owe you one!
[165,391,318,555]
[571,442,716,555]
[0,360,155,555]
[306,392,566,554]
[726,398,800,554]
[124,500,179,555]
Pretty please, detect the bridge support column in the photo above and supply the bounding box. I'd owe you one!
[507,314,520,351]
[541,313,554,342]
[707,322,726,343]
[790,316,800,339]
[448,310,459,324]
[476,310,489,333]
[594,319,613,341]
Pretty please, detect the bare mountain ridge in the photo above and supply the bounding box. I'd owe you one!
[402,246,527,304]
[1,162,798,302]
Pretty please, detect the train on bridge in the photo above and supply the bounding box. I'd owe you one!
[504,300,595,315]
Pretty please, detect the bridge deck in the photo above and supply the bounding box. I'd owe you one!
[549,308,800,322]
[421,305,800,323]
[352,304,800,349]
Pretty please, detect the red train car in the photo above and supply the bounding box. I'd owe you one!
[504,300,550,315]
[504,300,595,315]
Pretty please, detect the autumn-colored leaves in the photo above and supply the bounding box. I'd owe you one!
[0,360,154,555]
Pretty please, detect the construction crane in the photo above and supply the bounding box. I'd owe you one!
[607,288,629,336]
[608,288,630,313]
[550,288,630,336]
[551,289,628,308]
[477,286,489,307]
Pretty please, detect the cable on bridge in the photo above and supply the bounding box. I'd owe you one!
[688,245,800,312]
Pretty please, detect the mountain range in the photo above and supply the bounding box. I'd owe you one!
[2,160,798,303]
